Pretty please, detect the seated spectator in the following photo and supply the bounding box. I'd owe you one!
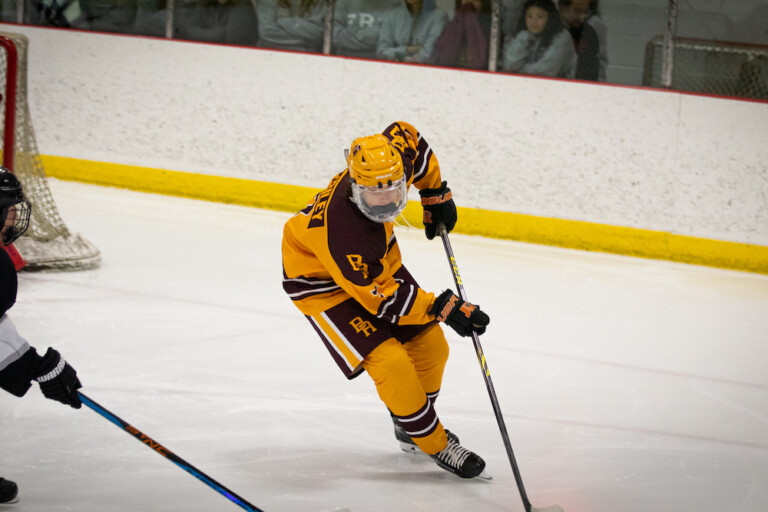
[501,0,575,78]
[377,0,448,64]
[558,0,600,81]
[333,0,399,59]
[80,0,136,34]
[586,0,608,81]
[134,0,167,37]
[175,0,259,46]
[27,0,88,27]
[500,0,524,45]
[257,0,325,53]
[432,0,492,70]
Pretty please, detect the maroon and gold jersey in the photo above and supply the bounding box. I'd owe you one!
[282,121,443,326]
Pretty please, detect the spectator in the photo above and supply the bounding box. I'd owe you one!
[257,0,325,53]
[377,0,448,63]
[27,0,87,27]
[134,0,168,37]
[80,0,137,34]
[501,0,575,78]
[432,0,492,70]
[175,0,259,46]
[1,167,83,505]
[500,0,524,44]
[558,0,600,81]
[332,0,399,58]
[587,0,608,81]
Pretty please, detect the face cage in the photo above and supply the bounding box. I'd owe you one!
[1,199,32,246]
[351,178,407,223]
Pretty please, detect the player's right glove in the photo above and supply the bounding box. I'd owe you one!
[430,290,490,337]
[34,347,82,409]
[419,181,457,240]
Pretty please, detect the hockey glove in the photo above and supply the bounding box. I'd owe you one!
[35,347,82,409]
[431,290,490,337]
[419,181,457,240]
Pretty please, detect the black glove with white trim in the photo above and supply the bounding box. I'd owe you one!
[35,347,82,408]
[430,290,490,337]
[419,181,457,240]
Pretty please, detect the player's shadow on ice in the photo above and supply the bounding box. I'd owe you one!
[237,448,490,488]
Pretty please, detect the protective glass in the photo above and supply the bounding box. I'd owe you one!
[351,177,407,223]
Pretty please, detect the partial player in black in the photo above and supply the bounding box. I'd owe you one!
[0,166,83,504]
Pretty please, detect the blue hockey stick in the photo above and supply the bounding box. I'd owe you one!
[78,392,264,512]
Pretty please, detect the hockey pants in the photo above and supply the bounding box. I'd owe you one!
[362,323,449,455]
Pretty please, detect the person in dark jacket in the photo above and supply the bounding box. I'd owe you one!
[433,0,492,70]
[175,0,259,46]
[558,0,600,81]
[0,167,83,505]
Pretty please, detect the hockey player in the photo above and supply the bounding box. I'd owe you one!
[282,121,490,479]
[0,167,83,504]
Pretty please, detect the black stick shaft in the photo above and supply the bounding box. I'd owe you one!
[78,392,265,512]
[438,228,533,512]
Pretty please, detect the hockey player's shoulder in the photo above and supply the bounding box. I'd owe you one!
[382,121,419,163]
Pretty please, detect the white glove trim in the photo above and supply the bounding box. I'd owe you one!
[36,357,66,383]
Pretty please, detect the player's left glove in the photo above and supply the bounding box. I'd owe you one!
[34,347,82,409]
[430,290,490,337]
[420,181,457,240]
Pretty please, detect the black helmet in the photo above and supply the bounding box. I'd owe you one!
[0,166,32,246]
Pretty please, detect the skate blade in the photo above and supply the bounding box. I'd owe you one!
[475,469,493,480]
[399,441,423,454]
[0,497,20,506]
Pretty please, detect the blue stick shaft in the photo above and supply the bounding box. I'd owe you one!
[78,392,264,512]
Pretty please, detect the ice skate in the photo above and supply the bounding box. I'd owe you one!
[0,478,19,505]
[430,437,487,479]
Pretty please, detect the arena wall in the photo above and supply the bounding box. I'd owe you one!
[3,24,766,273]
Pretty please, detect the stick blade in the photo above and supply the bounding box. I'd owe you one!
[531,506,565,512]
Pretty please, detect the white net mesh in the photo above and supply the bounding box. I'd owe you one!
[644,35,768,100]
[0,31,100,271]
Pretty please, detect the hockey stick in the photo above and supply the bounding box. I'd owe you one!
[438,226,564,512]
[78,392,264,512]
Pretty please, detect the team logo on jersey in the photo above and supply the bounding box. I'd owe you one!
[386,125,410,153]
[346,254,369,279]
[350,317,377,336]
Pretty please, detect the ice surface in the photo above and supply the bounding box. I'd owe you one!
[2,180,767,512]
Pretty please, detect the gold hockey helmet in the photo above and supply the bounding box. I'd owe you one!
[347,134,404,187]
[346,134,407,223]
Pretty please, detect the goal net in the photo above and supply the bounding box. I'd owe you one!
[0,31,100,271]
[643,35,768,100]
